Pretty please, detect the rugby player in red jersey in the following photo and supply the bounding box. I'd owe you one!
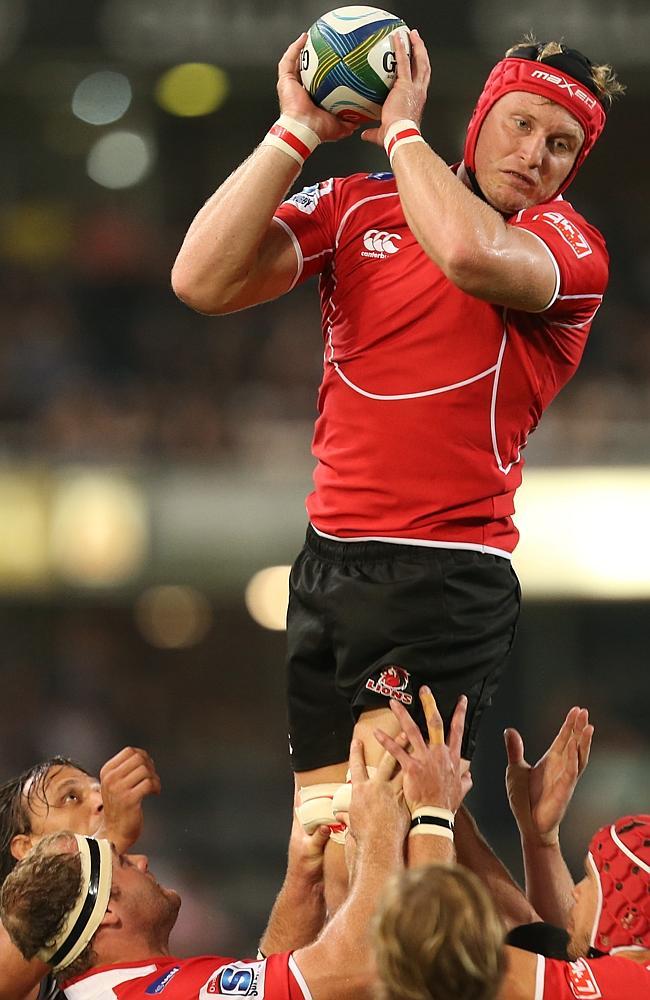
[0,749,160,1000]
[374,697,650,999]
[172,25,624,901]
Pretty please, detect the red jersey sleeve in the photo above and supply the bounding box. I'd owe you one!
[273,178,339,286]
[541,953,650,998]
[510,201,609,360]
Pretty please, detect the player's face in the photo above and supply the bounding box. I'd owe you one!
[13,765,103,859]
[109,848,180,943]
[473,91,584,214]
[566,858,600,959]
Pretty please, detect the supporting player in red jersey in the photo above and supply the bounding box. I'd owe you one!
[0,722,468,1000]
[172,25,624,905]
[373,700,650,1000]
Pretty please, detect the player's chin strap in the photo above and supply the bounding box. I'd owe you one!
[296,769,377,845]
[37,835,113,973]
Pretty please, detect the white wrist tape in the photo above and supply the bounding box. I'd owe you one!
[409,805,455,839]
[330,765,378,816]
[261,114,321,166]
[384,118,425,167]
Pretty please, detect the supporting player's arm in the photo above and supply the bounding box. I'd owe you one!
[292,739,408,1000]
[171,34,355,316]
[260,781,329,955]
[505,708,593,927]
[454,807,540,930]
[361,31,559,313]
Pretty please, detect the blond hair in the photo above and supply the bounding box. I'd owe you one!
[373,864,506,1000]
[506,34,625,108]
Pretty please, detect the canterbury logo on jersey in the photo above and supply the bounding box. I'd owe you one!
[361,229,402,258]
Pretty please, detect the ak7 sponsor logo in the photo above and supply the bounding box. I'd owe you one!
[534,210,592,259]
[529,68,598,110]
[566,958,602,999]
[366,666,413,705]
[200,961,265,998]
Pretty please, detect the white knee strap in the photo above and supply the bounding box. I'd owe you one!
[295,783,344,833]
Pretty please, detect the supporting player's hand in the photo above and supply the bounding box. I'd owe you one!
[96,746,161,852]
[343,738,408,857]
[361,29,431,147]
[289,778,330,884]
[374,688,470,815]
[277,34,358,143]
[505,707,593,846]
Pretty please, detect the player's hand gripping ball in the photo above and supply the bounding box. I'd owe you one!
[300,5,411,123]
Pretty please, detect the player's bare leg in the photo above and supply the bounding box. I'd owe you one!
[295,761,348,915]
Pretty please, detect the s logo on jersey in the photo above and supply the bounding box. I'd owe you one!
[365,666,413,704]
[200,961,264,998]
[566,958,602,999]
[361,229,402,259]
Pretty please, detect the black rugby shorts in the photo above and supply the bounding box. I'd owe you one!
[286,525,521,770]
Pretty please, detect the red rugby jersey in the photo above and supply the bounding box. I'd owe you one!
[538,952,650,998]
[63,954,310,1000]
[273,171,608,556]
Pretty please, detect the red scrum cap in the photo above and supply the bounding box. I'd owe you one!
[464,44,607,198]
[587,815,650,954]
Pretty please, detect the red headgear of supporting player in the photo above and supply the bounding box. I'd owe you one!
[463,57,607,198]
[587,815,650,953]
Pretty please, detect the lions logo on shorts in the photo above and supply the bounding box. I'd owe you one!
[365,665,413,705]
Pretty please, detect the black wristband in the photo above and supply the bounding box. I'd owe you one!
[409,815,454,833]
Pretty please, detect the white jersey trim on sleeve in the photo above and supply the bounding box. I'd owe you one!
[514,228,561,312]
[534,955,545,1000]
[288,954,313,1000]
[272,217,304,290]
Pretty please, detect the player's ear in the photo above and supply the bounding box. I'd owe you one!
[98,904,121,929]
[10,833,35,862]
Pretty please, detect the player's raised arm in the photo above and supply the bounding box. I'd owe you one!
[171,34,354,316]
[362,30,616,313]
[505,707,593,926]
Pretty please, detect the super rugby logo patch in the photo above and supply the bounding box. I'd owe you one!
[366,665,413,705]
[200,961,265,998]
[565,958,602,999]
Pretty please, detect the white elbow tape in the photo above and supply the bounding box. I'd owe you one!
[384,119,425,167]
[261,114,321,166]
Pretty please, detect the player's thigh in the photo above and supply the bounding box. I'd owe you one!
[286,543,354,772]
[334,547,520,759]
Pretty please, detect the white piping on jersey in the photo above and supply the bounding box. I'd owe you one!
[550,303,603,330]
[310,524,512,559]
[557,293,604,300]
[534,955,545,1000]
[272,217,304,290]
[64,965,157,1000]
[489,327,521,475]
[332,358,500,400]
[334,191,400,247]
[288,955,313,1000]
